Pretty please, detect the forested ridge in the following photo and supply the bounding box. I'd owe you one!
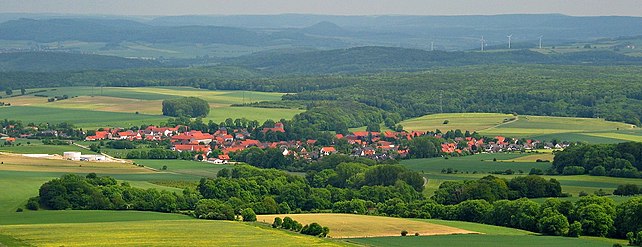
[3,49,642,127]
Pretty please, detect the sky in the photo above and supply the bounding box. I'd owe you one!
[1,0,642,17]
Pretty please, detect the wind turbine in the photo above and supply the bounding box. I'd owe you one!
[507,34,513,49]
[431,41,435,51]
[538,35,544,49]
[480,36,485,51]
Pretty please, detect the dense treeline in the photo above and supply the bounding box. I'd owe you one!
[0,52,161,72]
[200,164,424,213]
[162,97,210,118]
[32,169,642,243]
[228,47,642,74]
[432,175,563,205]
[552,142,642,178]
[36,173,199,212]
[3,63,642,125]
[283,65,642,125]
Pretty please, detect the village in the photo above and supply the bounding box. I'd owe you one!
[73,122,567,164]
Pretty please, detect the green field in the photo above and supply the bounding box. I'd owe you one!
[400,153,642,197]
[400,113,639,143]
[1,87,303,128]
[133,159,231,178]
[349,234,622,247]
[0,139,88,154]
[401,113,516,132]
[480,115,639,142]
[0,161,347,246]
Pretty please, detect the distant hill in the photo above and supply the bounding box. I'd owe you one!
[0,18,268,45]
[148,14,642,50]
[0,52,161,72]
[3,14,642,53]
[225,46,642,74]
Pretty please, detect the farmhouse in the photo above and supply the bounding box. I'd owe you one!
[320,146,337,156]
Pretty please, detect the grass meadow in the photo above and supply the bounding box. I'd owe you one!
[348,234,624,247]
[400,113,515,132]
[400,113,639,144]
[401,153,642,198]
[0,158,347,247]
[0,86,303,128]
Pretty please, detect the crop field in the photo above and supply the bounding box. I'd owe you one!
[400,113,515,132]
[0,87,304,128]
[400,113,638,143]
[348,217,626,247]
[256,213,475,238]
[0,219,348,247]
[0,153,153,174]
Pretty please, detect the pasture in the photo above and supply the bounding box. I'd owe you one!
[256,213,475,238]
[400,113,639,143]
[400,113,515,132]
[0,86,303,128]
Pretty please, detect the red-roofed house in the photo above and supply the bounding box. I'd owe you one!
[209,154,230,164]
[172,145,211,155]
[320,147,337,156]
[262,122,285,133]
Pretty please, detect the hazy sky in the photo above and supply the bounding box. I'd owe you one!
[1,0,642,17]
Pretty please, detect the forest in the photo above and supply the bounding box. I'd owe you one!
[3,60,641,127]
[552,142,642,178]
[162,97,210,118]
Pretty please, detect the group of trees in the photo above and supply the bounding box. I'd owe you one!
[552,142,642,178]
[162,97,210,118]
[432,175,563,205]
[199,164,424,214]
[272,217,330,237]
[31,165,642,243]
[35,173,199,212]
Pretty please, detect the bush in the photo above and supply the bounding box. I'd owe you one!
[272,217,282,228]
[401,230,408,236]
[537,210,569,236]
[589,166,607,176]
[614,184,640,196]
[627,231,642,246]
[241,208,257,222]
[567,221,582,237]
[194,199,235,220]
[301,223,325,236]
[562,166,586,175]
[529,168,544,175]
[15,208,23,212]
[26,197,39,210]
[443,120,449,124]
